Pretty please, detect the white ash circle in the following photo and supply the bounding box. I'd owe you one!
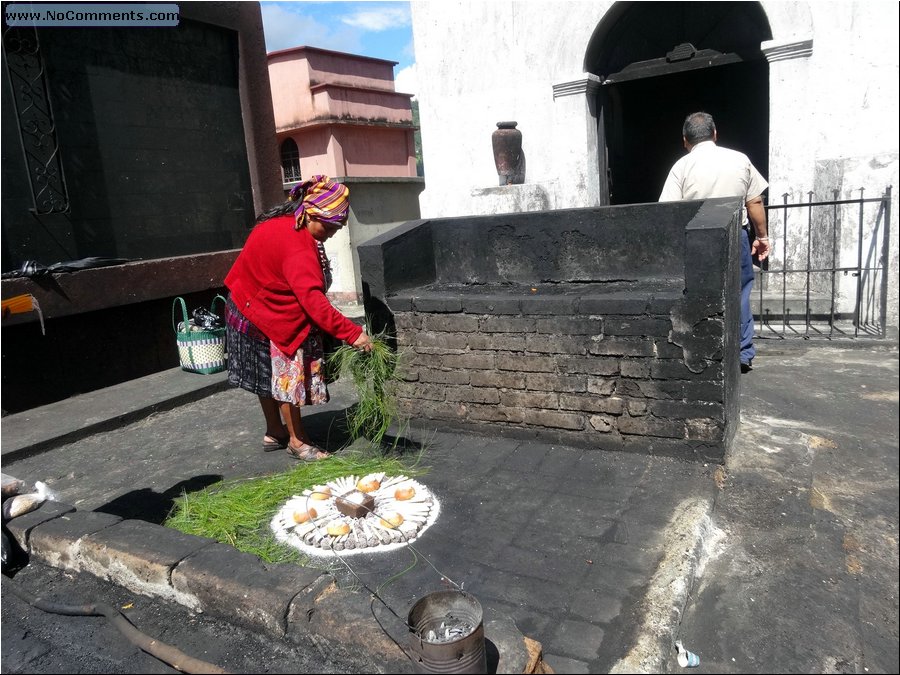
[270,473,440,557]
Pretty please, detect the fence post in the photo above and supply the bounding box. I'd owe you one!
[879,186,892,338]
[855,188,866,335]
[830,189,840,337]
[806,191,814,338]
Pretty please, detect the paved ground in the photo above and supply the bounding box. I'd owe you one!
[671,344,899,674]
[2,342,898,673]
[2,562,378,674]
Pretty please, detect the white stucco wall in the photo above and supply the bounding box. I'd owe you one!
[764,2,899,193]
[411,1,615,217]
[410,0,899,328]
[760,1,898,327]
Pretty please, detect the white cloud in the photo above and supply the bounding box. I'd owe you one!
[402,37,416,62]
[340,6,411,32]
[261,3,364,54]
[394,63,417,96]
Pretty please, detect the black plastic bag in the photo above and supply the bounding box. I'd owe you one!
[192,306,222,330]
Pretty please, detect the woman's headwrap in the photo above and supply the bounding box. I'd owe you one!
[288,175,350,230]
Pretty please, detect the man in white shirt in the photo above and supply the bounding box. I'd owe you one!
[659,112,771,372]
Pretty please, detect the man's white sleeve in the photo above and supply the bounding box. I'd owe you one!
[746,162,769,201]
[659,169,683,202]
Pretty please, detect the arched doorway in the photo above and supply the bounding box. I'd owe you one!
[586,2,773,205]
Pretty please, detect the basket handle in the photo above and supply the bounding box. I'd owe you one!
[210,294,227,315]
[172,296,190,333]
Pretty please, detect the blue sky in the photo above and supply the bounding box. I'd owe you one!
[260,1,417,93]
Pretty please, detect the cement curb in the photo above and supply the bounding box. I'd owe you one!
[4,499,551,674]
[608,496,717,674]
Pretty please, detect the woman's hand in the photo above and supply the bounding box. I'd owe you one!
[352,331,372,352]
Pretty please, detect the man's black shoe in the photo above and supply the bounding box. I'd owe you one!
[740,360,753,374]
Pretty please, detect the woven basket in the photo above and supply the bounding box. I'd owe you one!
[172,296,226,375]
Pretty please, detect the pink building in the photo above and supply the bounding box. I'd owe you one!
[267,45,417,184]
[266,46,423,304]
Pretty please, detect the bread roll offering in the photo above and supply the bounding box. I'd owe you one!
[394,486,416,501]
[292,508,317,524]
[379,512,404,529]
[356,477,381,493]
[326,521,351,536]
[310,486,332,500]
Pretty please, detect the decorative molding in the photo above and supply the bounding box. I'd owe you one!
[552,74,602,100]
[761,38,813,63]
[2,26,70,214]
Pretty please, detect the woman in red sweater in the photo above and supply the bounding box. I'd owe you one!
[224,176,371,461]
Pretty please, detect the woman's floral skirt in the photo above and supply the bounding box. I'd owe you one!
[225,295,328,405]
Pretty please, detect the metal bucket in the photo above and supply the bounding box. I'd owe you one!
[408,590,487,674]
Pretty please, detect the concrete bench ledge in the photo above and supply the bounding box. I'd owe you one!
[388,282,684,316]
[1,367,229,461]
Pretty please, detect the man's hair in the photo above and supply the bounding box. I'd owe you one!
[682,112,716,145]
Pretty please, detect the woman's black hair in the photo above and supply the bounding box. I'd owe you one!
[255,199,297,223]
[256,182,310,223]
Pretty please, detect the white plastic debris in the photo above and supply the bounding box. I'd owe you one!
[2,481,56,520]
[675,640,700,668]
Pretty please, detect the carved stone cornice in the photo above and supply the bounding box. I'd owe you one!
[552,74,602,100]
[762,38,813,63]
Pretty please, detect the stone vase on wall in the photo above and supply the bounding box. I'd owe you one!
[492,121,525,185]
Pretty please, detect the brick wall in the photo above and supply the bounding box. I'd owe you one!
[391,306,727,461]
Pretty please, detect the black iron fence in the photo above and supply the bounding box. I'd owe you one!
[757,186,893,340]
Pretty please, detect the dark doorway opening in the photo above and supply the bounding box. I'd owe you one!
[602,59,769,205]
[586,2,773,205]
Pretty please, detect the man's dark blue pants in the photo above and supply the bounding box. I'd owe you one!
[740,228,756,365]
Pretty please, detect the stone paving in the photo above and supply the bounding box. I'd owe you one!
[3,343,898,673]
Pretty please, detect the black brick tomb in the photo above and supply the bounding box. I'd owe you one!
[358,198,743,463]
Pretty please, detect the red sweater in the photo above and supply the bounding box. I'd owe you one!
[224,216,363,356]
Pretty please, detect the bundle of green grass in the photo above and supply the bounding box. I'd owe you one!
[327,328,403,447]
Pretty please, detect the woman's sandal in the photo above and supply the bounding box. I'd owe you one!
[262,434,290,452]
[286,443,331,462]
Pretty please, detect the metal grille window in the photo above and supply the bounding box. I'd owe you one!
[280,138,301,184]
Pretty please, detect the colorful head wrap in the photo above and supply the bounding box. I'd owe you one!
[288,175,350,230]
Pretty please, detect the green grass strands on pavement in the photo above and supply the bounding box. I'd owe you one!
[165,451,425,565]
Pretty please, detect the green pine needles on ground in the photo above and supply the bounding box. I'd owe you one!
[165,325,420,565]
[165,449,426,565]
